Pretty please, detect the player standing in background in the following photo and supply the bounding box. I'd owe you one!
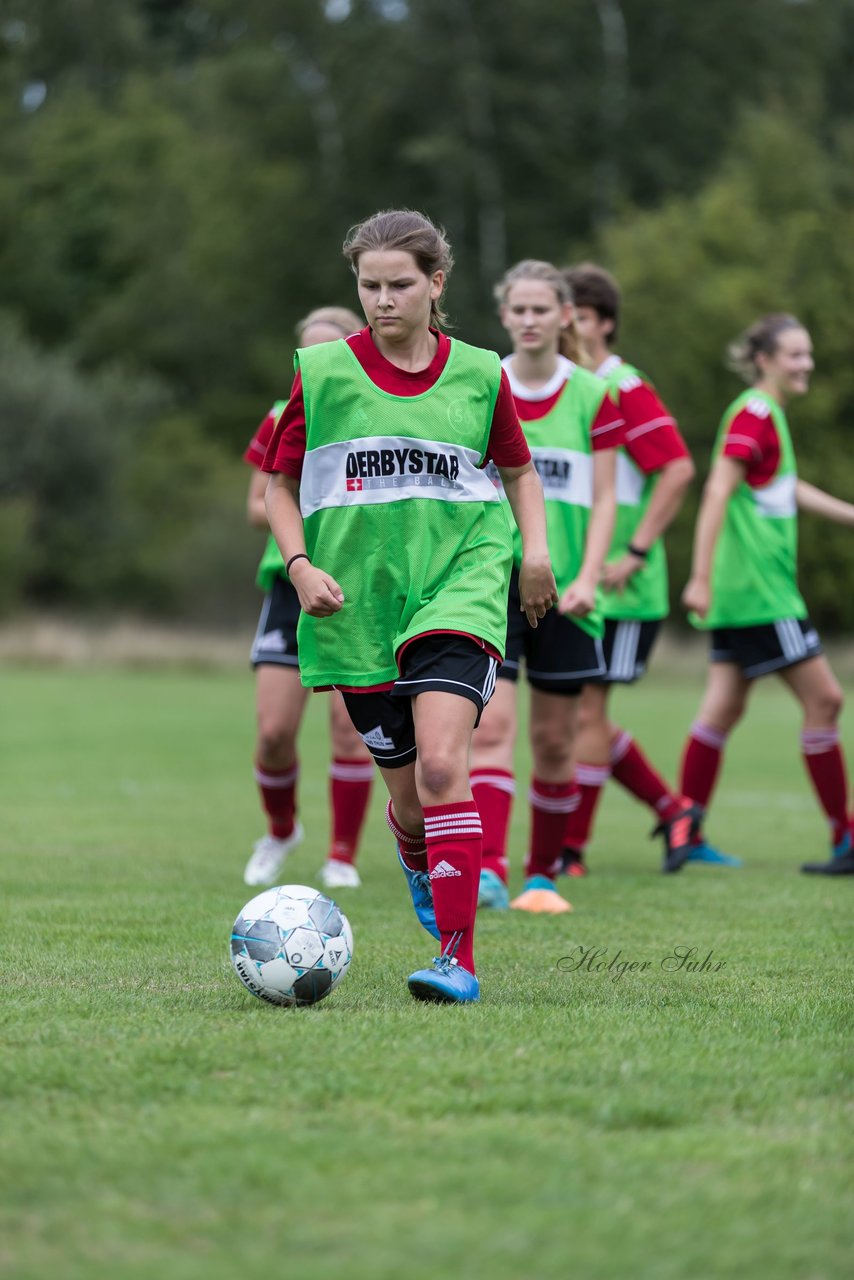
[242,306,375,892]
[680,313,854,875]
[560,263,733,873]
[469,259,620,915]
[263,211,557,1002]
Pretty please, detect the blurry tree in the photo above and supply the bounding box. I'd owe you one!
[0,315,259,619]
[581,109,854,628]
[0,0,852,624]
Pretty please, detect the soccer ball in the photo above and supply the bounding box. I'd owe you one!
[230,884,353,1007]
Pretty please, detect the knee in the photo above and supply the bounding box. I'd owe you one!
[256,714,295,763]
[530,721,573,774]
[700,695,746,734]
[416,746,462,801]
[809,683,844,726]
[472,708,513,755]
[577,694,606,737]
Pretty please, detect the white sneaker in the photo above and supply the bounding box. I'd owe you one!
[243,822,304,886]
[319,859,362,889]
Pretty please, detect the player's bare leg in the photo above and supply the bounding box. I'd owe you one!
[244,665,310,885]
[319,692,374,889]
[779,656,854,873]
[470,678,518,908]
[677,662,750,868]
[511,688,578,913]
[401,692,482,1001]
[561,683,611,874]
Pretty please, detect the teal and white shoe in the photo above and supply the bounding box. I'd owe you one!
[801,832,854,875]
[686,840,742,868]
[408,936,480,1004]
[397,850,440,939]
[477,868,509,911]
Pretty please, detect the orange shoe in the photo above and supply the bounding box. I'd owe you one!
[510,876,572,913]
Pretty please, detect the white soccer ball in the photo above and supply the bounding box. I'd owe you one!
[230,884,353,1007]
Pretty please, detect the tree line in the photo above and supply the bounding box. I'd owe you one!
[1,0,853,627]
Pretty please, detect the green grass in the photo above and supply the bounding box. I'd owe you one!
[1,664,851,1280]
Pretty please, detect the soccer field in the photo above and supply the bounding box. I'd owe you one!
[1,664,851,1280]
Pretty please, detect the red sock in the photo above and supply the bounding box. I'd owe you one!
[386,800,427,870]
[254,758,298,840]
[328,758,374,864]
[423,802,482,975]
[610,730,681,821]
[563,763,610,852]
[679,722,728,811]
[801,729,849,847]
[471,768,515,883]
[526,779,579,880]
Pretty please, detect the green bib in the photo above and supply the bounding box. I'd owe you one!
[499,362,610,638]
[601,359,669,621]
[295,337,514,687]
[692,389,806,630]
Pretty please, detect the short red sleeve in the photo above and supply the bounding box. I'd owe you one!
[262,373,307,478]
[617,378,691,474]
[722,402,780,487]
[484,370,531,468]
[244,407,281,469]
[590,393,625,452]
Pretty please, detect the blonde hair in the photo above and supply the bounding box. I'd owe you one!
[295,305,362,343]
[342,209,454,329]
[727,313,805,384]
[494,259,582,363]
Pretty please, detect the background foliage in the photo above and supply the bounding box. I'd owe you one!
[1,0,853,624]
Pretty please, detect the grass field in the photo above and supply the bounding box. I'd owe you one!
[1,662,851,1279]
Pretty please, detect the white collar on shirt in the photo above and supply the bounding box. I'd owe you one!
[595,354,623,380]
[501,353,575,401]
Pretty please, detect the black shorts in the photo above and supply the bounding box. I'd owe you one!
[710,617,823,680]
[250,575,300,668]
[340,633,499,768]
[586,618,662,685]
[499,569,605,695]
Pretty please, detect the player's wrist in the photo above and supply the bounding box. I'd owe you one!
[286,553,312,578]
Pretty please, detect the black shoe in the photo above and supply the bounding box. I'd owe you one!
[560,847,588,878]
[653,800,703,874]
[801,850,854,875]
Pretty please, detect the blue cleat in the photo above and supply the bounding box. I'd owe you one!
[408,935,480,1004]
[477,868,510,911]
[686,840,743,868]
[397,850,440,939]
[801,832,854,875]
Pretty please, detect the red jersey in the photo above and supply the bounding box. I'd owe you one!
[597,355,690,473]
[500,355,625,448]
[244,406,280,470]
[721,395,780,488]
[263,327,531,478]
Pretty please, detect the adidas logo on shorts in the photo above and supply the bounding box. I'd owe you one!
[256,629,287,652]
[429,860,462,879]
[360,725,395,750]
